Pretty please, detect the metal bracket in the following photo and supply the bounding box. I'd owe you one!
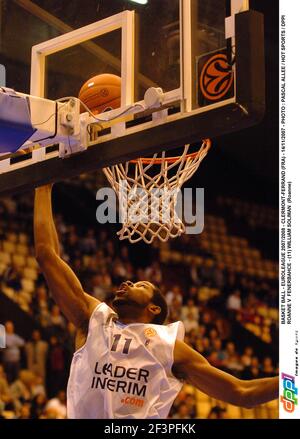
[58,98,87,158]
[152,109,169,125]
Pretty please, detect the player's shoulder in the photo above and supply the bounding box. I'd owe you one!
[164,320,185,339]
[74,300,116,351]
[87,298,117,321]
[141,320,185,346]
[84,292,102,316]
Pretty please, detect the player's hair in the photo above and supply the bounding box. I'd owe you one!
[151,286,168,325]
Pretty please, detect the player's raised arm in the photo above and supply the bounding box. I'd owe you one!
[34,185,99,329]
[173,340,278,409]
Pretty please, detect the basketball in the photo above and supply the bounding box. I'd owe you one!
[78,73,121,114]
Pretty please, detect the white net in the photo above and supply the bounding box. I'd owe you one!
[103,139,211,244]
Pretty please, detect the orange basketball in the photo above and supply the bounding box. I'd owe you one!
[78,73,121,114]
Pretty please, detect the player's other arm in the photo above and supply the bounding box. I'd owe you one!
[173,340,278,408]
[34,185,100,328]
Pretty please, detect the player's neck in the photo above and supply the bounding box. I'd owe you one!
[117,309,152,325]
[118,315,149,325]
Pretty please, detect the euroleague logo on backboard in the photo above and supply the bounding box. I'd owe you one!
[199,53,234,102]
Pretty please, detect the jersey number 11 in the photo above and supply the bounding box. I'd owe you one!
[111,334,132,354]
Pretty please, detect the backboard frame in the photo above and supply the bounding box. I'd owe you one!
[30,10,136,108]
[0,1,265,196]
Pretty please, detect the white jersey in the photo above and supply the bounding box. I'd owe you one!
[67,302,185,419]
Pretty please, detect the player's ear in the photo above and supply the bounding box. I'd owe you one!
[148,304,161,316]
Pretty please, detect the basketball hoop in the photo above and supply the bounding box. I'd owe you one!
[103,139,211,244]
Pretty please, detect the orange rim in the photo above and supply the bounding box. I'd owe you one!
[130,139,211,164]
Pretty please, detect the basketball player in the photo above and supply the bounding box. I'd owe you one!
[34,185,278,419]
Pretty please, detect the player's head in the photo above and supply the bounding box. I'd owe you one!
[112,280,168,325]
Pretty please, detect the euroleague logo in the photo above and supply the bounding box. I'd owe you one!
[199,53,234,101]
[144,328,157,338]
[144,328,156,348]
[100,87,110,98]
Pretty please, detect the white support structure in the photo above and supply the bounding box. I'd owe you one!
[30,11,135,101]
[231,0,249,14]
[121,11,135,107]
[226,0,250,39]
[181,0,193,113]
[225,0,249,100]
